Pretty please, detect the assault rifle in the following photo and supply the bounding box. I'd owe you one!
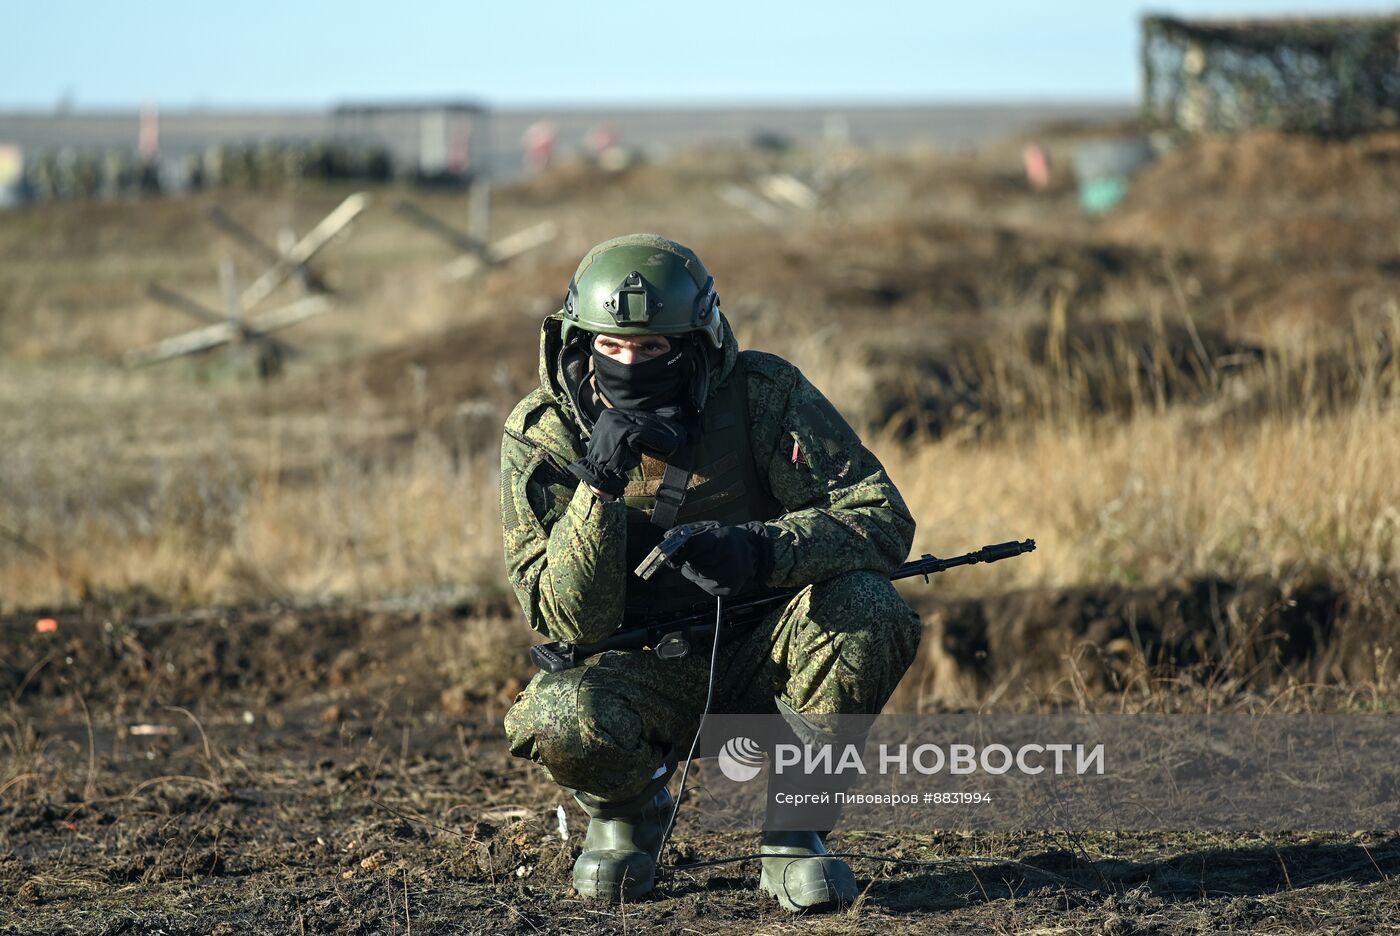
[528,525,1035,673]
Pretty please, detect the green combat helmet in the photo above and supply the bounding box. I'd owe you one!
[560,234,724,349]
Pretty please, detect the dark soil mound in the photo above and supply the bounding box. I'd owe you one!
[907,573,1397,706]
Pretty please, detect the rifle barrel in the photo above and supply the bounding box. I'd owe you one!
[891,539,1036,582]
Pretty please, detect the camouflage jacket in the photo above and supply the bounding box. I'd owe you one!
[499,312,916,643]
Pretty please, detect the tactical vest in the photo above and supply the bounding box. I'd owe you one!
[620,356,781,620]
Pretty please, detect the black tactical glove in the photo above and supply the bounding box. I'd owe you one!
[673,521,774,597]
[568,406,687,499]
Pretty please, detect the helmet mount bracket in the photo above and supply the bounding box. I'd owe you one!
[604,271,663,326]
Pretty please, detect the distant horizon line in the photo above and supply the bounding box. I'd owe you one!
[0,94,1136,116]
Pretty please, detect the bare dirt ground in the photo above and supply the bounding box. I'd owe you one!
[3,126,1399,933]
[6,602,1400,935]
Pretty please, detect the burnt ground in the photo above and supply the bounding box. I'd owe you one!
[4,602,1400,935]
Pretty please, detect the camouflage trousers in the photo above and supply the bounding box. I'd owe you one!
[503,570,921,806]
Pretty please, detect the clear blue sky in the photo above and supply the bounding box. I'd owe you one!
[1,1,1385,109]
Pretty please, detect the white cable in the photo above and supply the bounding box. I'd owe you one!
[656,594,723,867]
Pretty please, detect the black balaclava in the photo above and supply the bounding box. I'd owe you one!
[590,335,693,411]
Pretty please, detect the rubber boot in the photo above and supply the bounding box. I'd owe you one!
[760,829,858,911]
[570,782,673,901]
[758,698,868,912]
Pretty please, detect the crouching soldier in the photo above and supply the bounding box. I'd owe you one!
[499,234,921,911]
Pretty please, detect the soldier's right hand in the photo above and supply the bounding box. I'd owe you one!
[567,406,688,498]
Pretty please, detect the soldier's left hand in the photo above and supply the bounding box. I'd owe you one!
[673,521,774,597]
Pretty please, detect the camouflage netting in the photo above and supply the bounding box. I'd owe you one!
[1142,14,1400,136]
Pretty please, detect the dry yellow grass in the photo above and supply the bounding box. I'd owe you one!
[891,403,1399,596]
[2,151,1396,614]
[0,405,506,611]
[2,321,1394,612]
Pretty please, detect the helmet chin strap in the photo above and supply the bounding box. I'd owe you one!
[592,374,614,410]
[689,340,712,412]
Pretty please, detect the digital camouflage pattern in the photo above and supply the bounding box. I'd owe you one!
[500,311,917,644]
[500,308,921,803]
[504,569,920,802]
